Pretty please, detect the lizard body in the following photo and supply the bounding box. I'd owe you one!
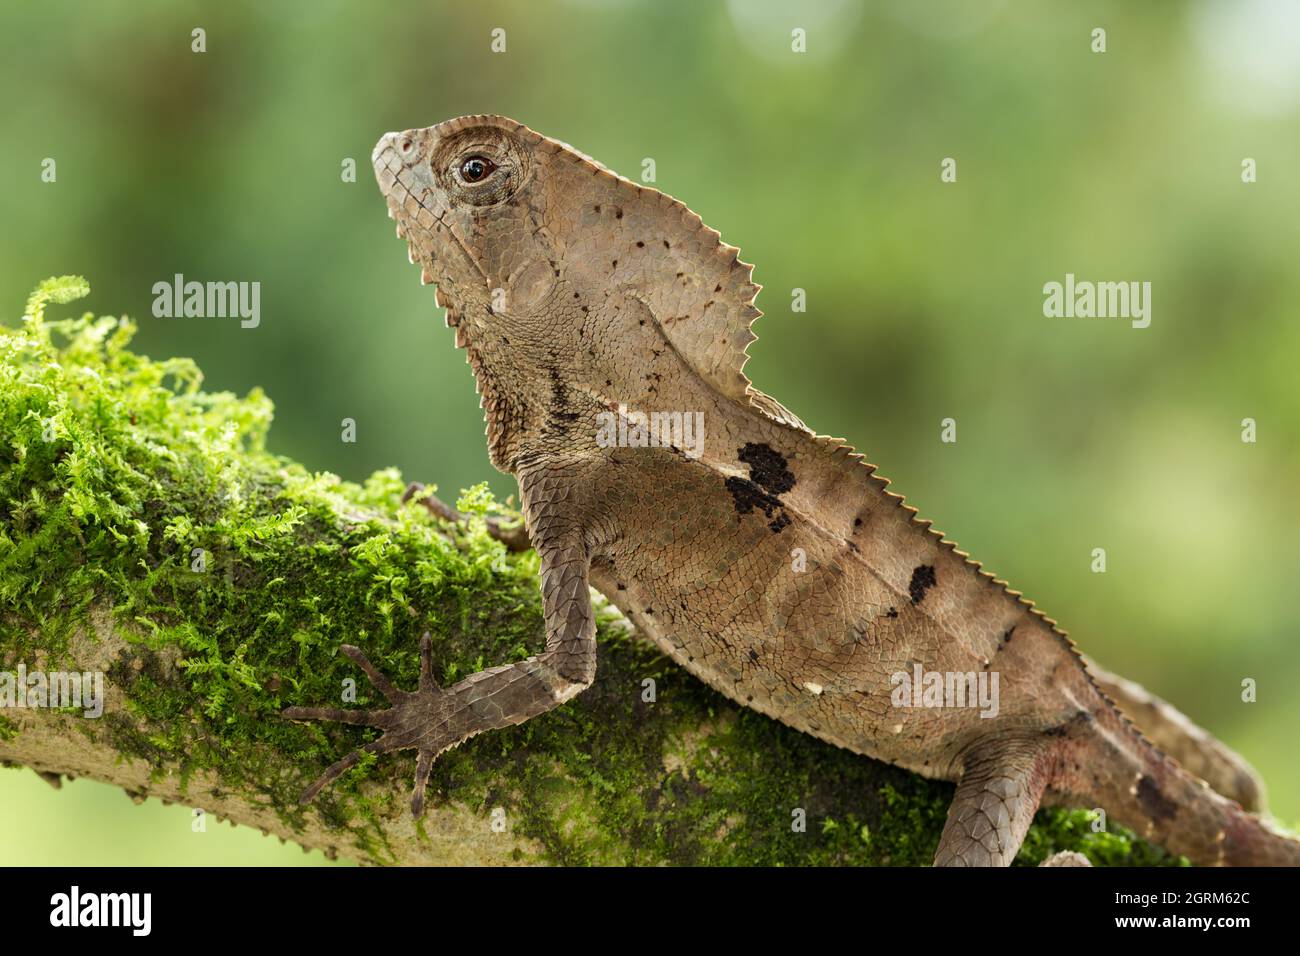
[285,115,1298,866]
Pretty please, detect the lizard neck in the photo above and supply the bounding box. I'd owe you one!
[448,313,524,473]
[453,308,596,473]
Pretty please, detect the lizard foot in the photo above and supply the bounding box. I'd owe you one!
[284,633,472,817]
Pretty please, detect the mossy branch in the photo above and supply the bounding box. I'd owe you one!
[0,278,1176,865]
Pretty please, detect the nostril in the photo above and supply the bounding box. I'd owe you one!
[400,138,413,153]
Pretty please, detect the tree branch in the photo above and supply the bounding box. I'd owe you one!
[0,278,1171,865]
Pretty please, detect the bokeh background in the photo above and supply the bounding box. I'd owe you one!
[1,0,1297,865]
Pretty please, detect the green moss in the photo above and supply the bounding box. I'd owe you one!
[1016,807,1187,867]
[0,277,1176,866]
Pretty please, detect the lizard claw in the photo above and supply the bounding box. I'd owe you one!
[337,643,402,702]
[283,632,454,816]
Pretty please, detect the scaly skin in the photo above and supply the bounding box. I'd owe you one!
[284,115,1298,866]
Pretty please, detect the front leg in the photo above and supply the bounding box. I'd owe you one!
[283,510,596,816]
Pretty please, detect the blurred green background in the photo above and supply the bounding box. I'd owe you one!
[2,0,1298,864]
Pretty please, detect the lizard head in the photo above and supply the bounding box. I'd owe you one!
[374,114,763,408]
[372,115,557,335]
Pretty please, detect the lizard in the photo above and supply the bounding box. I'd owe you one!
[283,114,1299,866]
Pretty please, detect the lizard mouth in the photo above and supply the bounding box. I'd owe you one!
[389,208,479,334]
[372,132,488,312]
[374,143,488,303]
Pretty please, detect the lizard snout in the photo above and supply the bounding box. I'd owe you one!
[372,131,398,165]
[373,130,422,165]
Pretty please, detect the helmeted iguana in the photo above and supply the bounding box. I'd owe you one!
[284,114,1299,866]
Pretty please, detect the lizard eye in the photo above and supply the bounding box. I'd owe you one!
[459,156,496,184]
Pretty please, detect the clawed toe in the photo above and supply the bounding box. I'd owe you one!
[297,748,368,804]
[281,705,386,727]
[282,633,449,816]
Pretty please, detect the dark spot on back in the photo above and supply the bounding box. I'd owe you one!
[737,443,795,495]
[908,565,937,605]
[886,607,899,618]
[1137,775,1179,823]
[725,476,789,534]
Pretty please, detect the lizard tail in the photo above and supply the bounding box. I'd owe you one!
[1085,660,1266,813]
[1060,699,1300,866]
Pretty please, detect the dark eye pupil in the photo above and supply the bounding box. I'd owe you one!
[461,157,493,182]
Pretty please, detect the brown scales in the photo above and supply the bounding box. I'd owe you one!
[283,114,1297,867]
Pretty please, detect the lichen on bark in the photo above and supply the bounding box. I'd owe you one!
[0,277,1179,866]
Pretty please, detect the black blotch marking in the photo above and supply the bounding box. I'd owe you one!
[908,565,937,605]
[886,607,899,618]
[636,241,645,248]
[854,517,863,528]
[737,443,795,494]
[1137,776,1179,822]
[728,443,796,534]
[725,476,790,533]
[748,649,759,662]
[545,368,579,430]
